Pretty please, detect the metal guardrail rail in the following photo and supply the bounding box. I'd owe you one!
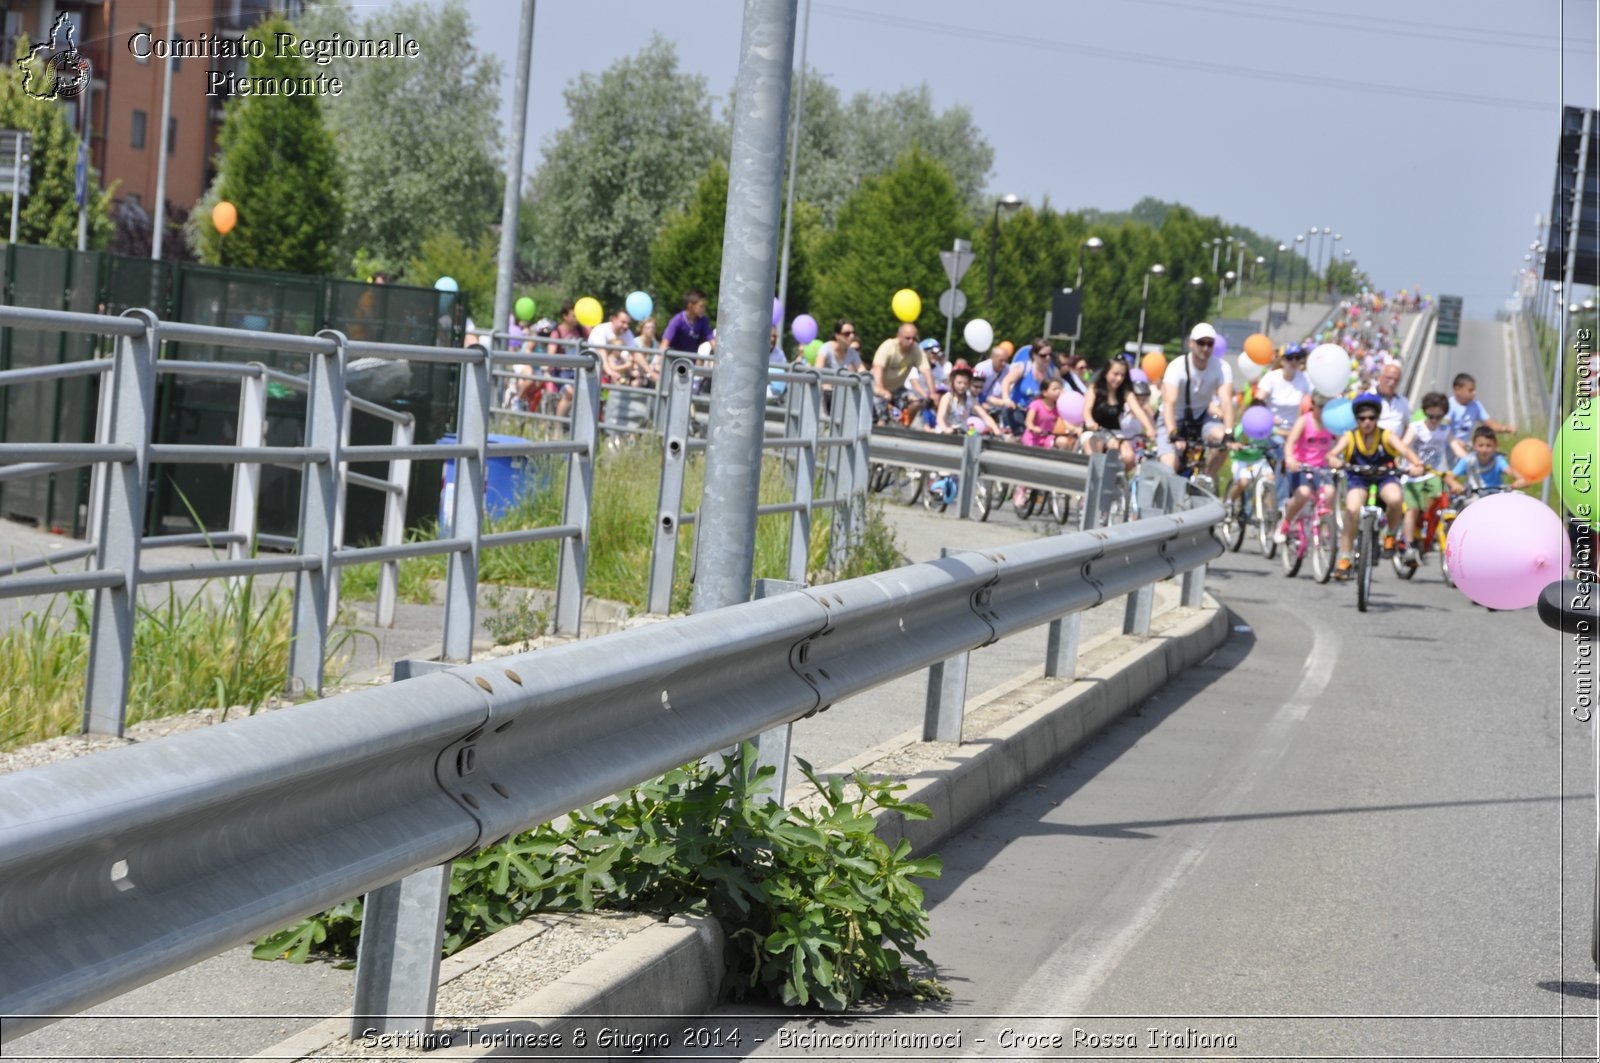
[0,472,1223,1042]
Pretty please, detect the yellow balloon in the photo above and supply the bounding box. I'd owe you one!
[891,288,921,323]
[574,296,603,329]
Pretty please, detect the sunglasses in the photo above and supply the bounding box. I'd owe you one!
[1355,414,1378,422]
[1194,338,1214,347]
[838,329,854,336]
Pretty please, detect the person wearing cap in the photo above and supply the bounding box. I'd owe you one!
[1253,344,1313,506]
[1326,391,1426,579]
[1158,322,1235,480]
[933,364,1004,435]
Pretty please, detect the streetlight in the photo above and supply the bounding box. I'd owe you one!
[1217,269,1236,317]
[1303,227,1322,306]
[1134,263,1165,363]
[1294,232,1307,307]
[1181,275,1204,344]
[1211,237,1224,274]
[987,193,1023,312]
[1068,235,1104,357]
[1252,255,1265,298]
[1267,243,1285,336]
[1321,230,1339,301]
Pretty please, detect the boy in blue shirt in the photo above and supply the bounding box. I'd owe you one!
[1446,425,1528,493]
[1445,373,1516,460]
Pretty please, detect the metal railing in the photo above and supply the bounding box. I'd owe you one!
[0,465,1223,1043]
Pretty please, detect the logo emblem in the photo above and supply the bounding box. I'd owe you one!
[20,14,92,101]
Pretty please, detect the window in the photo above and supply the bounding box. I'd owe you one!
[131,110,147,150]
[166,117,176,155]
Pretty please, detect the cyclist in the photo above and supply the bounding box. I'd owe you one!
[1327,392,1426,579]
[1159,322,1235,481]
[1082,358,1155,473]
[1015,377,1070,510]
[1445,425,1529,495]
[1253,343,1311,504]
[870,322,927,425]
[999,340,1064,436]
[933,365,1005,436]
[909,337,950,427]
[1276,392,1337,543]
[1224,397,1274,522]
[1445,373,1517,461]
[1397,391,1453,567]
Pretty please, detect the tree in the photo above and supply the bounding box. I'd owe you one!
[190,18,343,273]
[405,229,497,325]
[0,35,115,249]
[525,37,723,310]
[295,1,503,274]
[814,148,973,355]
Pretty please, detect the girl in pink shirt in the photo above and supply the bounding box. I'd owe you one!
[1022,378,1068,449]
[1278,393,1336,539]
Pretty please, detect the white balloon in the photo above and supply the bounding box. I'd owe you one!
[963,318,994,354]
[1235,351,1265,383]
[1307,342,1352,396]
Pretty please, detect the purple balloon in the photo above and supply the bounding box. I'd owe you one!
[1446,492,1570,609]
[1212,332,1228,358]
[791,313,818,345]
[1130,368,1149,384]
[772,298,782,328]
[1241,405,1274,440]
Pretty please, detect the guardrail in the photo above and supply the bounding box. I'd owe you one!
[0,466,1223,1043]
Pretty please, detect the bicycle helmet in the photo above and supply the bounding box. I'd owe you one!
[920,337,942,352]
[1351,392,1382,418]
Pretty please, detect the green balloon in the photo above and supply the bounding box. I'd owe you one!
[514,296,536,321]
[803,338,823,364]
[1410,408,1425,423]
[1554,405,1598,528]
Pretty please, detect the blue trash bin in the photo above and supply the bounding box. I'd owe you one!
[437,433,549,533]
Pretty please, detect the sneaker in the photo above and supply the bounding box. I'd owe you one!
[1334,556,1352,580]
[1382,534,1396,558]
[1273,519,1289,545]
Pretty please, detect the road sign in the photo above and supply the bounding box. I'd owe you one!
[938,288,968,318]
[940,238,975,287]
[1436,295,1463,346]
[1051,288,1081,338]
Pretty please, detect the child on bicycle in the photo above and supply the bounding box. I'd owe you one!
[1397,391,1453,567]
[1225,398,1274,522]
[1276,393,1336,544]
[1445,425,1528,495]
[1015,377,1070,508]
[1327,392,1425,579]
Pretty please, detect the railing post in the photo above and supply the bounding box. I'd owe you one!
[227,366,266,576]
[289,331,347,697]
[750,577,804,803]
[1046,458,1102,679]
[922,547,971,744]
[1123,467,1177,637]
[375,416,413,629]
[851,377,872,547]
[82,309,158,736]
[647,356,693,615]
[443,345,490,661]
[1079,451,1108,530]
[956,430,982,519]
[84,359,115,554]
[555,348,599,635]
[827,381,856,570]
[787,371,818,585]
[326,395,353,625]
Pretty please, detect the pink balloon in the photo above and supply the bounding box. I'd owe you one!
[1056,389,1085,426]
[1241,405,1274,439]
[1445,493,1570,609]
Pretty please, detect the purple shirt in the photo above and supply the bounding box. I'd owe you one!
[663,310,713,353]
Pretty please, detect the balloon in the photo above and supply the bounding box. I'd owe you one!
[803,338,823,364]
[574,296,603,328]
[514,296,536,321]
[212,200,238,235]
[1244,333,1274,365]
[625,291,653,320]
[1235,352,1265,383]
[433,276,458,293]
[892,288,922,323]
[963,318,994,354]
[1446,493,1570,609]
[1410,408,1425,423]
[1556,407,1599,526]
[1241,406,1274,439]
[1130,368,1149,384]
[1510,438,1552,484]
[1141,351,1168,385]
[1056,389,1085,426]
[1307,342,1351,395]
[791,313,818,345]
[1212,333,1228,358]
[996,340,1014,358]
[772,298,783,328]
[1322,398,1356,436]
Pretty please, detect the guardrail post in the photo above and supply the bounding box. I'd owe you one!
[85,360,115,555]
[819,376,845,521]
[82,309,158,736]
[289,331,347,697]
[1079,451,1108,530]
[555,349,599,635]
[647,357,693,614]
[327,395,353,625]
[787,372,818,585]
[375,416,414,628]
[227,367,266,577]
[1046,462,1101,679]
[922,547,971,743]
[827,382,856,570]
[1123,468,1178,637]
[443,345,490,660]
[956,430,982,519]
[851,378,872,546]
[749,577,804,802]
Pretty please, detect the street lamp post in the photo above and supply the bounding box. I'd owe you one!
[987,193,1022,312]
[1181,275,1204,344]
[1267,243,1284,336]
[1216,269,1235,317]
[1068,235,1104,358]
[1323,231,1340,300]
[1134,263,1165,362]
[1252,255,1265,304]
[1294,232,1307,308]
[1302,227,1320,306]
[1211,237,1223,274]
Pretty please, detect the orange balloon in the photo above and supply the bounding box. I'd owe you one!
[996,340,1015,358]
[212,200,237,236]
[1141,351,1168,384]
[1243,333,1274,365]
[1509,437,1552,484]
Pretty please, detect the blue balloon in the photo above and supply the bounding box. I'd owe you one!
[1322,397,1356,436]
[625,290,653,320]
[433,276,459,292]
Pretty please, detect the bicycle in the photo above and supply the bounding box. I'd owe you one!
[868,462,924,507]
[1391,467,1451,581]
[1280,469,1337,582]
[1352,480,1388,613]
[1220,450,1280,559]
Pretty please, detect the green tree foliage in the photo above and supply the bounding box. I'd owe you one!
[405,229,497,324]
[649,160,819,333]
[0,35,114,249]
[190,19,343,273]
[525,37,723,309]
[815,149,972,356]
[294,0,503,274]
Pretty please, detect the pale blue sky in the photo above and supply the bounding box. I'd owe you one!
[455,0,1600,320]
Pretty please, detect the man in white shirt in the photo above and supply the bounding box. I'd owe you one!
[1159,322,1235,479]
[1373,361,1411,435]
[588,309,644,386]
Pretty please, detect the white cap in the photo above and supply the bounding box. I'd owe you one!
[1189,322,1217,341]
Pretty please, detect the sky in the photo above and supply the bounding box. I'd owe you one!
[444,0,1600,322]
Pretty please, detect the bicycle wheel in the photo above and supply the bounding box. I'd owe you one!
[1356,521,1375,612]
[1255,477,1280,559]
[1020,490,1042,520]
[1438,522,1454,587]
[1312,510,1337,583]
[1051,491,1071,525]
[923,475,951,513]
[1280,514,1304,577]
[1223,495,1246,552]
[975,478,992,521]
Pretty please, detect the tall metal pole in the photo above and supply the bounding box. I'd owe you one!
[1293,233,1306,311]
[1301,228,1318,306]
[1545,107,1592,495]
[987,202,1001,312]
[1068,236,1101,358]
[150,0,176,260]
[9,134,20,244]
[76,75,92,251]
[691,0,798,614]
[1266,244,1281,336]
[774,0,811,328]
[1134,265,1162,358]
[492,0,536,342]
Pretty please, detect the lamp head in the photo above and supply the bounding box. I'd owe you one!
[1084,236,1104,251]
[1149,263,1166,276]
[998,193,1022,211]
